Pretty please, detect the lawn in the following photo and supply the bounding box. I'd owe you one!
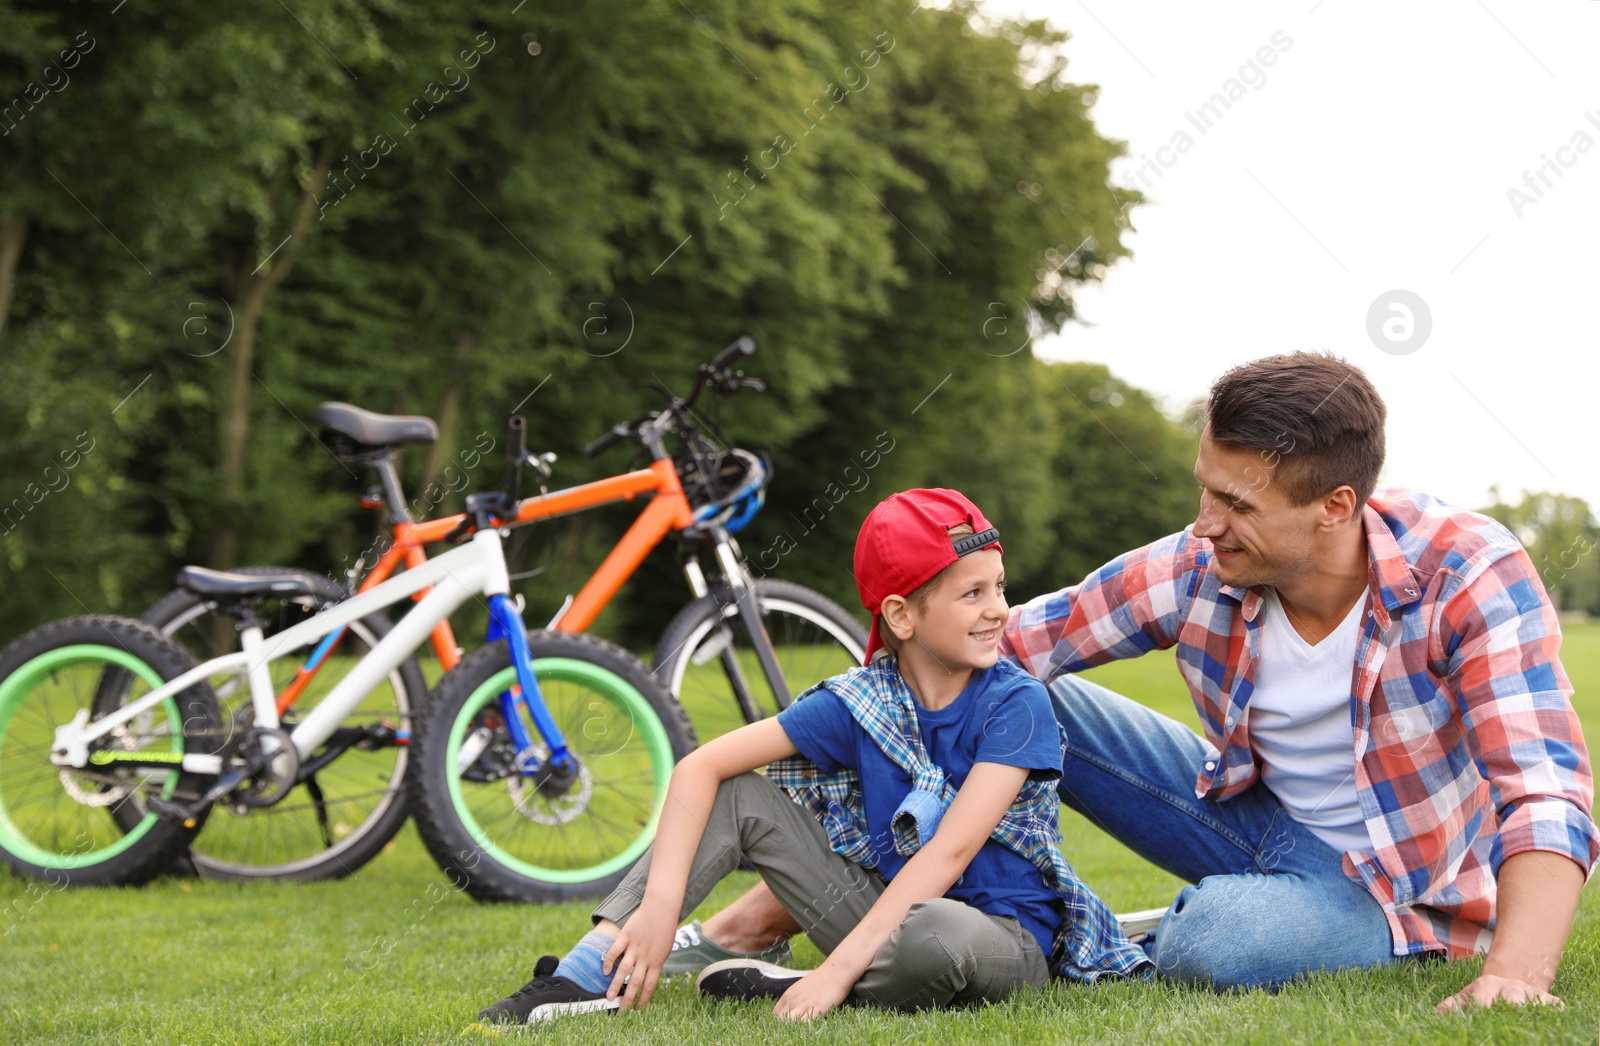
[2,624,1598,1044]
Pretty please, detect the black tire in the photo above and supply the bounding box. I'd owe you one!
[0,615,223,887]
[408,629,696,903]
[652,579,867,740]
[134,566,428,881]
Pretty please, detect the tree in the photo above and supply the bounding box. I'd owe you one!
[0,0,1173,646]
[1480,489,1600,616]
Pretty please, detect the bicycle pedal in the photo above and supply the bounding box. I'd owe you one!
[145,795,202,826]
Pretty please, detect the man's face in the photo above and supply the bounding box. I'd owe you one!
[1191,432,1324,590]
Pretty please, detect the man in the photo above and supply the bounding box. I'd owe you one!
[684,352,1597,1009]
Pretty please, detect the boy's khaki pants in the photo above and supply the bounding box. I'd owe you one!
[591,771,1050,1010]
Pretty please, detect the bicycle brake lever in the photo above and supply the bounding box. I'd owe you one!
[528,451,557,483]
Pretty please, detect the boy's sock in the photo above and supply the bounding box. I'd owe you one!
[554,930,616,994]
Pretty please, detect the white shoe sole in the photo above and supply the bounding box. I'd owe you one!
[695,959,809,1000]
[527,997,621,1022]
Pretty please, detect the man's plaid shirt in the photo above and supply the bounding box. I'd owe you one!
[1002,488,1598,958]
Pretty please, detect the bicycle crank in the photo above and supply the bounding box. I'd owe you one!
[146,725,300,824]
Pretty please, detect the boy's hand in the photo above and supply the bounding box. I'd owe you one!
[603,905,678,1011]
[772,963,854,1022]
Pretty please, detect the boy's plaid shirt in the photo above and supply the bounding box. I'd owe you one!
[767,657,1153,981]
[1002,488,1599,958]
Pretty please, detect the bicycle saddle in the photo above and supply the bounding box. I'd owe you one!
[313,402,438,449]
[175,566,325,601]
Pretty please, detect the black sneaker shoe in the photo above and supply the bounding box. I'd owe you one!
[476,955,620,1024]
[694,958,809,1001]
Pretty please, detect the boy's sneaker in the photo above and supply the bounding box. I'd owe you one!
[694,958,809,1000]
[476,955,620,1024]
[660,920,793,976]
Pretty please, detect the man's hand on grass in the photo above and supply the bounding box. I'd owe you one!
[1436,973,1564,1012]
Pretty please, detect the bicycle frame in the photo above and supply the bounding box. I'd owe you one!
[260,459,689,723]
[50,529,569,782]
[346,455,791,712]
[266,349,793,728]
[375,458,694,634]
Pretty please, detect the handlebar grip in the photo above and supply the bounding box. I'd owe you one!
[710,336,756,371]
[584,423,630,459]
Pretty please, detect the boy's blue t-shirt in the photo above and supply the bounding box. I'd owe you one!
[775,660,1064,959]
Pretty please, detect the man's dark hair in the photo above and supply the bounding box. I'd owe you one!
[1205,351,1387,506]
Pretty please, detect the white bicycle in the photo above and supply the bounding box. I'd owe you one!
[0,417,695,901]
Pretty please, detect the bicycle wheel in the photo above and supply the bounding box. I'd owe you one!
[653,579,867,740]
[0,616,222,887]
[408,630,696,903]
[134,566,428,880]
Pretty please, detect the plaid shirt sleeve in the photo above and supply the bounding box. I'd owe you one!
[1002,530,1197,682]
[1435,543,1600,878]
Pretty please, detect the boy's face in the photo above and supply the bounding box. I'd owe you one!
[901,548,1008,673]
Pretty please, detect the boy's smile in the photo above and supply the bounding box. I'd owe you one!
[900,548,1008,680]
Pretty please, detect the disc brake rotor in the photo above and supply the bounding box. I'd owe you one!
[505,747,592,825]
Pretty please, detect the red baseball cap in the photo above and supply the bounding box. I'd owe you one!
[854,488,1002,663]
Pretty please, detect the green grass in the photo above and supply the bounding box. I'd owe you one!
[3,625,1599,1044]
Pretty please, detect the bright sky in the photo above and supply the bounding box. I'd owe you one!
[986,0,1600,513]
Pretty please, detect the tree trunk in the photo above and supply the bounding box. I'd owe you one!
[0,210,28,342]
[208,145,335,570]
[420,330,477,496]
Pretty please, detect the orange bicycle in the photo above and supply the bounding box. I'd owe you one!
[142,338,866,881]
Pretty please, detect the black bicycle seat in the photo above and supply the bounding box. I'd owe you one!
[313,402,438,449]
[175,566,325,602]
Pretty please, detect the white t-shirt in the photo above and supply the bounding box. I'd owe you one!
[1247,588,1372,855]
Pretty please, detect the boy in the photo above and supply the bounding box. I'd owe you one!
[476,488,1148,1024]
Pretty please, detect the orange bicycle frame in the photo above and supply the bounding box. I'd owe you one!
[272,461,692,717]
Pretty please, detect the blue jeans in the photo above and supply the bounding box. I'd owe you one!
[1050,674,1401,990]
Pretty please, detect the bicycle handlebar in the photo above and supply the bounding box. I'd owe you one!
[710,335,755,372]
[583,422,634,460]
[584,337,761,459]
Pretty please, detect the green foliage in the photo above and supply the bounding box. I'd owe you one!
[1479,489,1600,616]
[0,0,1189,644]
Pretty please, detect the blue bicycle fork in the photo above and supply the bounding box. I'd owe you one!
[486,593,575,775]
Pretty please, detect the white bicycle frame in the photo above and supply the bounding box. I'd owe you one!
[50,528,513,776]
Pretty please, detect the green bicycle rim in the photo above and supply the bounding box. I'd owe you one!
[445,658,673,883]
[0,644,181,869]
